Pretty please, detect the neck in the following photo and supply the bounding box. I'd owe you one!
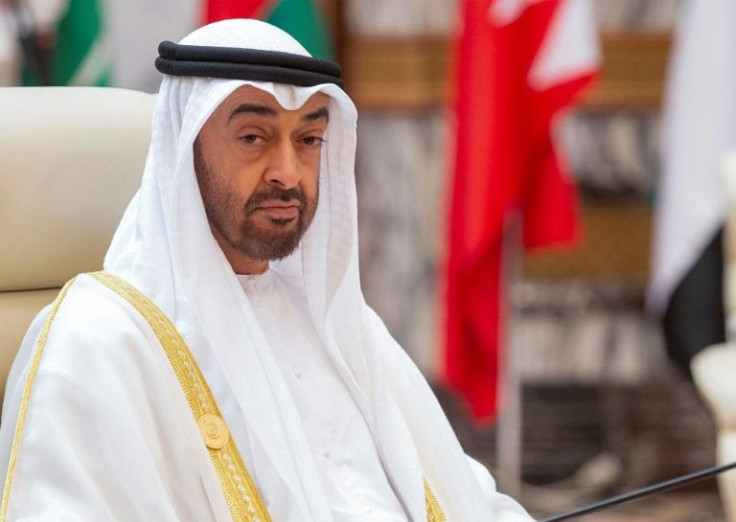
[229,256,269,276]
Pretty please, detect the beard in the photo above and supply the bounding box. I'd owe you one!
[194,140,318,261]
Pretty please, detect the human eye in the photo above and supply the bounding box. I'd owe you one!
[240,134,263,145]
[301,135,326,147]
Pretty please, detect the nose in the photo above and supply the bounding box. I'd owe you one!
[264,138,300,189]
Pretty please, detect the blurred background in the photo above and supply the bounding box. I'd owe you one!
[2,0,733,520]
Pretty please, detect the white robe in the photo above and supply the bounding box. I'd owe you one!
[237,269,407,521]
[0,272,531,521]
[1,275,229,521]
[0,19,534,522]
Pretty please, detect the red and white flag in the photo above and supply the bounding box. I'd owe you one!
[443,0,599,422]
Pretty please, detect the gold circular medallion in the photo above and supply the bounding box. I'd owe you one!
[197,413,229,450]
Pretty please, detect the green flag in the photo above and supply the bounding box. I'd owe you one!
[265,0,333,60]
[23,0,112,86]
[204,0,334,60]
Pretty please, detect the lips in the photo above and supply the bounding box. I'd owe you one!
[256,200,300,220]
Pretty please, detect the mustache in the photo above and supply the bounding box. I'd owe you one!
[244,186,306,213]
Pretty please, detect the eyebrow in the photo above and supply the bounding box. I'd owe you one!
[228,103,278,121]
[302,106,329,123]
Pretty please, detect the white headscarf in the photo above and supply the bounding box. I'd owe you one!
[105,19,525,522]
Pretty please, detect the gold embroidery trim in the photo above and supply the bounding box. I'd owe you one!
[425,479,447,522]
[0,278,76,521]
[95,271,448,520]
[2,271,446,521]
[91,271,271,522]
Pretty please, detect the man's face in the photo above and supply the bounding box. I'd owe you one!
[194,85,329,270]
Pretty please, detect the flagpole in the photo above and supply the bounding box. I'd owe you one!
[496,213,523,497]
[539,460,736,521]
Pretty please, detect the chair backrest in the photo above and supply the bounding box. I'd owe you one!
[0,87,155,404]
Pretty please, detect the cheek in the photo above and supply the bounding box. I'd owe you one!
[221,155,264,201]
[302,171,320,203]
[232,169,258,193]
[205,169,254,214]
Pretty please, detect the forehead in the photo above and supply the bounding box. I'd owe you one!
[214,85,330,119]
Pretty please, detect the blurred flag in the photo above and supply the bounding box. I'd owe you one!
[648,0,736,376]
[17,0,112,86]
[204,0,333,59]
[100,0,332,92]
[443,0,599,421]
[102,0,198,91]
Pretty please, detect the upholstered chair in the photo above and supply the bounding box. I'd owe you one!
[0,87,154,407]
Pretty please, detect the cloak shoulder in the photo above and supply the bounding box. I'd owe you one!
[0,275,224,521]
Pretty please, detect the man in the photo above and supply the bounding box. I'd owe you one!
[0,19,533,521]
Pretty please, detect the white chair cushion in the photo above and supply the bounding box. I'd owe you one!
[692,344,736,429]
[0,87,154,292]
[0,87,154,404]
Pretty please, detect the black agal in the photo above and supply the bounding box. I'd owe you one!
[155,41,344,89]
